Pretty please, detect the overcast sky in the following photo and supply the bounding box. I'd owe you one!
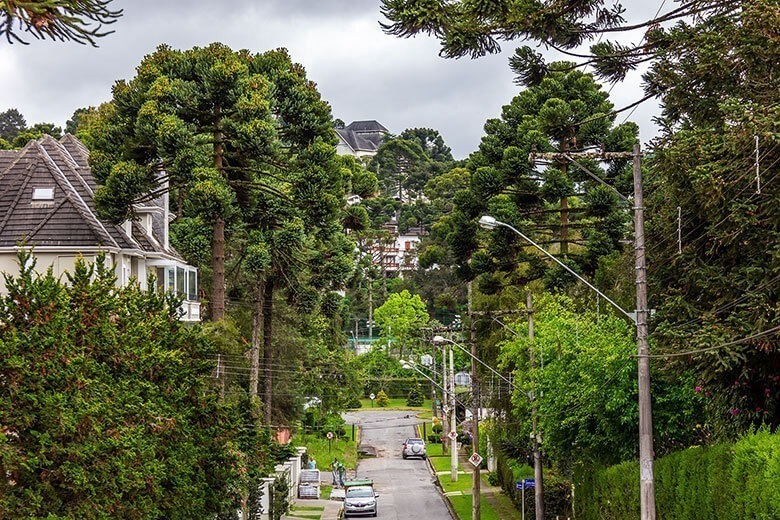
[0,0,661,159]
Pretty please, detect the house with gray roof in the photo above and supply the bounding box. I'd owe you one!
[0,134,200,321]
[335,120,388,158]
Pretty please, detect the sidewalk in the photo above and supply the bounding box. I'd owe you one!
[281,496,342,520]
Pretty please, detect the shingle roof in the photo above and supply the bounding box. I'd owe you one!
[336,120,388,154]
[0,135,176,258]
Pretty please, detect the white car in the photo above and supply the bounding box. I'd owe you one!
[343,485,378,517]
[401,437,427,459]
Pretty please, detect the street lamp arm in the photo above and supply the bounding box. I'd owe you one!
[480,216,636,324]
[401,360,469,409]
[433,336,517,391]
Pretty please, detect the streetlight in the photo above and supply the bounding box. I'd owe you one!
[480,213,655,519]
[478,216,635,323]
[401,358,461,482]
[433,335,516,390]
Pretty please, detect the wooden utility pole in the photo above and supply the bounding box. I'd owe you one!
[527,293,544,520]
[469,282,480,520]
[527,146,656,519]
[633,144,656,520]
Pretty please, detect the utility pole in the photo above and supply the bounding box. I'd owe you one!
[469,282,480,520]
[634,144,656,520]
[442,339,449,455]
[450,341,458,482]
[525,146,657,520]
[527,293,544,520]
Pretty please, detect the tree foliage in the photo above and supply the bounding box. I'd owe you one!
[0,0,122,45]
[0,252,246,518]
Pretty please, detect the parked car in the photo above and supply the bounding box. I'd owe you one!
[343,481,378,518]
[402,437,427,459]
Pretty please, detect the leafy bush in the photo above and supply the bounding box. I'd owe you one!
[376,390,390,407]
[487,471,500,486]
[575,429,780,519]
[407,386,424,407]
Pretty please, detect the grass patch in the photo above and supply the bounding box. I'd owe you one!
[356,397,432,410]
[294,432,358,473]
[430,455,455,473]
[290,505,325,511]
[286,514,321,520]
[425,441,445,457]
[449,494,502,520]
[440,472,473,494]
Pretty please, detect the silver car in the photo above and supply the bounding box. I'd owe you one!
[343,485,378,517]
[401,437,427,459]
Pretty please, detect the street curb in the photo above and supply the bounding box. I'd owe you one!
[416,422,458,520]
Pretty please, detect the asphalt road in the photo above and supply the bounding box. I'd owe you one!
[342,410,453,520]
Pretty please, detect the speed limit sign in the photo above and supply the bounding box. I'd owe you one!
[326,431,334,439]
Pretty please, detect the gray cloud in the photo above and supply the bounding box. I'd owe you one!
[0,0,660,159]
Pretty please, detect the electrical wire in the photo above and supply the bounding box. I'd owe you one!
[635,325,780,359]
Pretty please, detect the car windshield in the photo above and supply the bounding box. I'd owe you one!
[347,487,374,498]
[406,438,424,444]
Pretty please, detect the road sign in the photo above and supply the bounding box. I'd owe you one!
[326,431,334,439]
[442,405,450,414]
[468,452,483,468]
[447,430,458,440]
[523,478,535,488]
[369,393,375,400]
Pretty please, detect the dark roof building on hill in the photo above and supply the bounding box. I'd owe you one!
[336,120,388,158]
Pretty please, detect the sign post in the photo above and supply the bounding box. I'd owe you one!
[327,431,334,453]
[369,393,375,408]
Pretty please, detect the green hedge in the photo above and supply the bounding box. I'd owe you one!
[363,377,430,398]
[493,446,573,519]
[575,430,780,519]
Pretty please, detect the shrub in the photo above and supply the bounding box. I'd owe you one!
[406,387,424,407]
[376,390,390,407]
[575,429,780,519]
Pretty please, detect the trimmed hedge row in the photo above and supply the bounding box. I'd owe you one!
[363,377,430,398]
[493,446,573,518]
[575,430,780,519]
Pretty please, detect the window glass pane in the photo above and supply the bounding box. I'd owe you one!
[156,268,165,291]
[166,267,175,293]
[188,270,197,300]
[176,267,185,296]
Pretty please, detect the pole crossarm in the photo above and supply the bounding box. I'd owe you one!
[529,151,635,161]
[479,217,637,324]
[400,360,470,409]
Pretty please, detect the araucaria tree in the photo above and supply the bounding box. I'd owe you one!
[462,63,635,289]
[0,253,243,518]
[0,0,122,45]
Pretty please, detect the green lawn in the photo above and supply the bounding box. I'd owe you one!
[449,494,502,520]
[294,432,357,473]
[287,503,324,519]
[430,455,456,473]
[440,472,474,494]
[356,397,433,410]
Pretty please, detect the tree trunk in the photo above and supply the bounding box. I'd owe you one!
[211,216,226,321]
[250,277,265,398]
[560,195,569,256]
[211,104,226,321]
[263,278,275,425]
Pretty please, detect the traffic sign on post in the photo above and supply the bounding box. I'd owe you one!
[447,430,458,440]
[468,452,483,468]
[326,431,334,439]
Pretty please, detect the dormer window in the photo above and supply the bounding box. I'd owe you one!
[32,187,54,200]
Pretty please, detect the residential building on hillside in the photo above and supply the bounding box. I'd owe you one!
[367,224,427,273]
[0,134,200,321]
[335,120,388,158]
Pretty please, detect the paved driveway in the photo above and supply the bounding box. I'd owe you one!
[342,410,453,520]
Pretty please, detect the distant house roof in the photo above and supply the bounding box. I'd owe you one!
[0,134,181,261]
[336,120,388,155]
